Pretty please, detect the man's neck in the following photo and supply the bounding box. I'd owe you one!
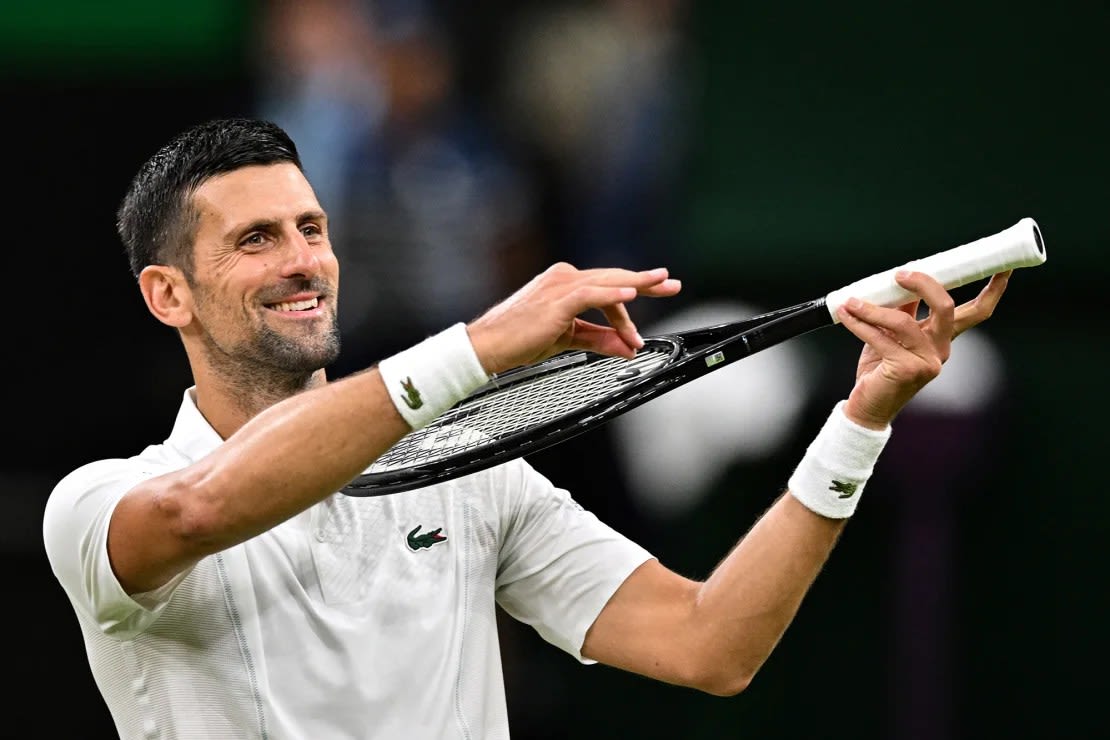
[191,366,328,440]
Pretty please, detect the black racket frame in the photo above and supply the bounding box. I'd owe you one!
[342,298,830,496]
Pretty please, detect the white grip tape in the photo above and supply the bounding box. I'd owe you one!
[825,217,1046,322]
[788,401,892,519]
[377,323,492,430]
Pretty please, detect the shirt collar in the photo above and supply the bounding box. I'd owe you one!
[165,386,226,462]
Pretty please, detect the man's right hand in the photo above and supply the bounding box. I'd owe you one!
[466,262,682,376]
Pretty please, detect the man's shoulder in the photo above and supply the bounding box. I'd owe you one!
[50,442,183,503]
[53,457,146,493]
[42,448,182,568]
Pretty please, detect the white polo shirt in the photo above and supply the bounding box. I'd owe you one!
[43,388,653,739]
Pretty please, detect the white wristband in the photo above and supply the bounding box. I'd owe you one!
[377,323,492,430]
[787,400,892,519]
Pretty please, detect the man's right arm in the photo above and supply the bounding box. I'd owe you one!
[107,264,682,595]
[108,367,411,594]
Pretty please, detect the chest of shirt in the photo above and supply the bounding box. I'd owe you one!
[248,487,502,609]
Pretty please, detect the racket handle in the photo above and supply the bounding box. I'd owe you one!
[825,217,1046,323]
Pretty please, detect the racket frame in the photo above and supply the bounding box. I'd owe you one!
[342,299,830,495]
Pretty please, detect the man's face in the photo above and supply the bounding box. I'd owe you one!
[185,163,341,374]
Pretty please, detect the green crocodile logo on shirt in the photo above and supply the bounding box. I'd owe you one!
[407,525,447,551]
[829,480,858,499]
[400,377,424,410]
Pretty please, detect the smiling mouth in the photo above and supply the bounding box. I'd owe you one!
[266,297,320,312]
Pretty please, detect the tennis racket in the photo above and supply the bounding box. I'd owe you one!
[342,217,1046,497]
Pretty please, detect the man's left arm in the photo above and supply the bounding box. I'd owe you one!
[582,492,843,695]
[582,270,1012,695]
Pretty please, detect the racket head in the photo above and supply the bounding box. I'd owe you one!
[342,336,686,495]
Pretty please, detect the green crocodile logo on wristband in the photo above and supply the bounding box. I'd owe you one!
[829,480,858,499]
[400,377,424,410]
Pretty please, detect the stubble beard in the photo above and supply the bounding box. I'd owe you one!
[252,316,342,375]
[201,309,343,406]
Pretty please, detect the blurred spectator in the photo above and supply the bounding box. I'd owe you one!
[500,0,693,288]
[253,0,547,373]
[254,0,387,230]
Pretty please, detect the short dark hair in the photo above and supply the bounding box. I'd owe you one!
[116,117,303,279]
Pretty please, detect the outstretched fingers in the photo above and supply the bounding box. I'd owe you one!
[557,268,681,355]
[837,299,922,358]
[835,270,1010,429]
[567,320,637,358]
[555,285,639,356]
[467,263,683,374]
[954,270,1011,337]
[569,266,681,298]
[636,277,683,298]
[837,295,946,424]
[894,270,955,347]
[599,275,682,352]
[599,302,642,356]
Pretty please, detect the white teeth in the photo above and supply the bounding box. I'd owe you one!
[271,297,319,312]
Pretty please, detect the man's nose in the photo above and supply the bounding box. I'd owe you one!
[280,233,323,278]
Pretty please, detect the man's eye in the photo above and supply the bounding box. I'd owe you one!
[302,224,321,237]
[243,233,266,246]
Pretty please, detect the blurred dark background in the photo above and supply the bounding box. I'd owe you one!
[4,1,1107,738]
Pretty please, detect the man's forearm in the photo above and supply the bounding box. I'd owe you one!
[191,368,410,543]
[109,368,410,594]
[691,492,846,693]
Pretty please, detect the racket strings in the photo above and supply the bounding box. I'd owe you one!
[367,347,673,472]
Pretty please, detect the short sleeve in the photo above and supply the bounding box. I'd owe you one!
[494,460,654,664]
[42,458,185,639]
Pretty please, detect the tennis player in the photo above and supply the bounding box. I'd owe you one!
[42,118,1011,739]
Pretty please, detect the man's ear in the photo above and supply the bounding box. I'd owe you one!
[139,265,193,328]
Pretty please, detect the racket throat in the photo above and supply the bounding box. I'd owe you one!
[739,299,831,356]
